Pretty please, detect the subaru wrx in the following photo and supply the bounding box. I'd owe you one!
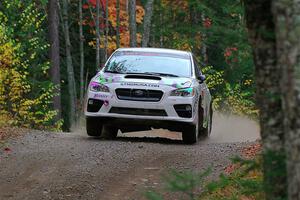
[85,48,212,144]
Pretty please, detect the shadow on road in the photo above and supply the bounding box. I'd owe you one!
[78,112,260,144]
[86,136,184,145]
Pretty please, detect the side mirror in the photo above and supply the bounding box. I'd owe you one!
[198,74,206,83]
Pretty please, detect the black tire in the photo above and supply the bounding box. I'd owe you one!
[182,124,198,144]
[102,125,118,139]
[86,117,103,137]
[201,103,213,138]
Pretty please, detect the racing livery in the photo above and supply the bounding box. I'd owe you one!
[85,48,212,144]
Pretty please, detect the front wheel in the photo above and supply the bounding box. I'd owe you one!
[86,117,103,137]
[102,125,118,139]
[182,124,198,144]
[201,104,213,138]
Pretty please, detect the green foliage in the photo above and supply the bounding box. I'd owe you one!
[201,156,264,200]
[146,168,211,200]
[220,83,257,117]
[202,66,257,117]
[0,0,61,130]
[262,150,287,200]
[145,191,164,200]
[146,156,264,200]
[164,169,211,199]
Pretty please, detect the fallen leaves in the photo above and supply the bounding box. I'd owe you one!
[224,163,240,175]
[242,143,262,159]
[0,126,26,143]
[224,142,262,175]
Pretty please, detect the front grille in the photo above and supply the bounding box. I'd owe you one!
[115,89,163,102]
[109,107,167,116]
[174,104,193,118]
[87,99,104,112]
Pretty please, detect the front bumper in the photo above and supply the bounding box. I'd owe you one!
[85,88,198,124]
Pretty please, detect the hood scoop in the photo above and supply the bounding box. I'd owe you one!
[125,74,161,80]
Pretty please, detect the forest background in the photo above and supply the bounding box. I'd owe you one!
[0,0,256,131]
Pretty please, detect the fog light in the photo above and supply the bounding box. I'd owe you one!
[87,99,104,112]
[174,104,193,118]
[185,105,192,111]
[88,99,94,105]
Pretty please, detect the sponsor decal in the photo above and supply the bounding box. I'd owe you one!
[94,94,109,99]
[181,81,192,87]
[172,82,182,88]
[120,82,159,88]
[104,100,109,106]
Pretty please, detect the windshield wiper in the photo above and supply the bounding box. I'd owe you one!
[112,71,179,77]
[144,72,179,77]
[104,70,124,74]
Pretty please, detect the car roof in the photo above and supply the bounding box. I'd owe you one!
[116,47,191,57]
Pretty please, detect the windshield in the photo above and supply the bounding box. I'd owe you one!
[104,51,191,77]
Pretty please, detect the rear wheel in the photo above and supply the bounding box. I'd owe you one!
[102,125,118,139]
[86,117,103,137]
[182,124,199,144]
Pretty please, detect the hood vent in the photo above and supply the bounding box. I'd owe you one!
[125,75,161,80]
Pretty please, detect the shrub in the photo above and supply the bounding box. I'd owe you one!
[202,66,258,117]
[0,1,61,130]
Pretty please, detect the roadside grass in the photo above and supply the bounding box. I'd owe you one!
[199,156,264,200]
[145,143,264,200]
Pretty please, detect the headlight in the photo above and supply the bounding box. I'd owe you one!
[89,81,109,92]
[170,87,195,97]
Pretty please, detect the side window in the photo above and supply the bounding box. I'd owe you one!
[193,56,202,78]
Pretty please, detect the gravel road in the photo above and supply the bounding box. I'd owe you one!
[0,113,259,200]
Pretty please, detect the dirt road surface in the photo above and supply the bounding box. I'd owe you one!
[0,113,259,200]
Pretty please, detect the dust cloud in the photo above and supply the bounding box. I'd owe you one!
[121,112,260,143]
[76,113,260,143]
[209,113,260,143]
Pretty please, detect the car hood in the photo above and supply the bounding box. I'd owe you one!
[92,72,194,89]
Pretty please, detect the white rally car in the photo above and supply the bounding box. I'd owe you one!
[85,48,212,144]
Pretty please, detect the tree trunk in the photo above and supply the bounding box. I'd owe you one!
[159,12,163,47]
[142,0,154,47]
[244,0,287,199]
[104,0,108,60]
[116,0,120,48]
[48,0,61,120]
[272,0,300,199]
[61,0,77,128]
[129,0,137,47]
[201,14,208,65]
[79,0,85,110]
[96,0,100,68]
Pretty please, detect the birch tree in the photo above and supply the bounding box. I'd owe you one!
[129,0,137,47]
[61,0,77,127]
[104,0,108,60]
[142,0,154,47]
[244,1,286,199]
[96,0,100,68]
[48,0,61,119]
[79,0,85,109]
[116,0,120,48]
